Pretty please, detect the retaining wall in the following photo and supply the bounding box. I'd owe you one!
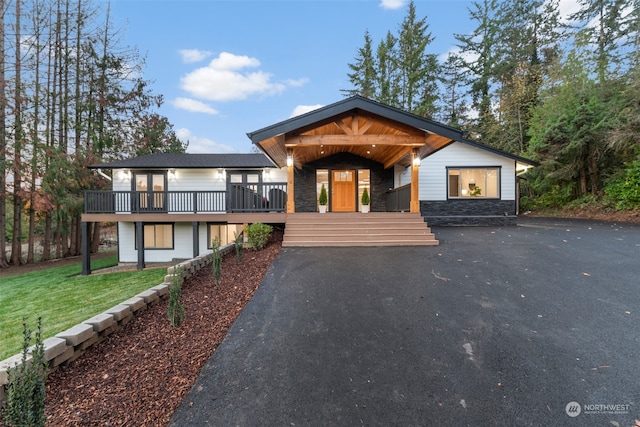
[0,245,233,406]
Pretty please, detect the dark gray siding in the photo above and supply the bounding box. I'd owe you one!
[421,199,517,226]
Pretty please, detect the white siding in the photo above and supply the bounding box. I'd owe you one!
[264,167,287,183]
[168,169,226,192]
[419,142,516,201]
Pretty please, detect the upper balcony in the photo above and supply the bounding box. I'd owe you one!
[85,183,288,214]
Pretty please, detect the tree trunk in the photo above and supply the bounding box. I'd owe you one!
[0,0,8,267]
[91,222,101,254]
[41,211,52,262]
[11,0,23,266]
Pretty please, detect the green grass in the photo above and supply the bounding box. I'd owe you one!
[0,256,167,360]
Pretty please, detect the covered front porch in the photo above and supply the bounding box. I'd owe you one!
[247,96,461,215]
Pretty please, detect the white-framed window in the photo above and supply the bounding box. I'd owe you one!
[448,167,500,198]
[137,223,174,249]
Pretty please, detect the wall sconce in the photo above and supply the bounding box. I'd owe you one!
[120,169,131,181]
[412,152,421,167]
[286,153,293,167]
[263,169,271,179]
[217,168,225,181]
[168,169,176,181]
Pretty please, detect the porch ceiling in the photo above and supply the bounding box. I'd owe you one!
[256,110,453,169]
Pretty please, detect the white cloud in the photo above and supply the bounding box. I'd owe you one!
[179,49,213,63]
[172,97,219,114]
[438,46,479,66]
[290,104,324,118]
[558,0,581,23]
[176,128,237,154]
[180,52,302,102]
[379,0,406,10]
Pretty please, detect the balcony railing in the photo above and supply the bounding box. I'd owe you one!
[85,183,287,214]
[386,184,411,212]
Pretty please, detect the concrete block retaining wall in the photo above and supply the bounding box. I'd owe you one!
[0,244,234,406]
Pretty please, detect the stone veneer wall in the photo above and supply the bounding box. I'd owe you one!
[293,152,393,213]
[0,245,234,407]
[421,199,517,226]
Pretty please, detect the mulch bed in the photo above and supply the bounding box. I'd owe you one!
[1,229,281,427]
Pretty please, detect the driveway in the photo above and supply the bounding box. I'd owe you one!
[170,217,640,426]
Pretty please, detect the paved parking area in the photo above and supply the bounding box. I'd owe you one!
[170,217,640,426]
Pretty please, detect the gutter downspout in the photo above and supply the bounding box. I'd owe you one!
[96,168,112,181]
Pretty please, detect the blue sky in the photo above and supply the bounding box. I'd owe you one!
[108,0,580,154]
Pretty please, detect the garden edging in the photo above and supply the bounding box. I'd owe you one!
[0,244,234,407]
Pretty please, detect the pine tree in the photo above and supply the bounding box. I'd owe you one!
[343,31,376,99]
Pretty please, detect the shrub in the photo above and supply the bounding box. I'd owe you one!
[361,188,370,205]
[319,184,328,206]
[168,266,185,327]
[605,160,640,209]
[245,222,273,250]
[234,231,243,264]
[212,237,223,286]
[4,317,47,427]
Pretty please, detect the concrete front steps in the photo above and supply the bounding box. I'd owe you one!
[282,212,439,247]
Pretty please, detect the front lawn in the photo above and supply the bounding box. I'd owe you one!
[0,256,167,360]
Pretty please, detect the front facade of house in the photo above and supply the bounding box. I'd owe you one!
[81,96,536,273]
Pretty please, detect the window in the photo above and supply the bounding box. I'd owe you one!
[357,169,370,209]
[448,168,500,198]
[316,169,328,207]
[207,223,243,248]
[138,224,173,249]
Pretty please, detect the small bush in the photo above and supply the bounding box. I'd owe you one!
[361,188,370,205]
[245,222,273,250]
[234,231,243,264]
[318,184,328,206]
[4,317,47,427]
[212,237,223,286]
[168,266,185,327]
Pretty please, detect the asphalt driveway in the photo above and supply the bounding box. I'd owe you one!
[170,217,640,426]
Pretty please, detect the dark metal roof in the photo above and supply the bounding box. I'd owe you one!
[247,95,538,167]
[90,153,277,169]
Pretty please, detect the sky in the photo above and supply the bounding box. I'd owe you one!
[108,0,581,155]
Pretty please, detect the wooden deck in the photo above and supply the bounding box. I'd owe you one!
[81,211,438,248]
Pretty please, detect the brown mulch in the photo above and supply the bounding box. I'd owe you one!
[4,229,281,426]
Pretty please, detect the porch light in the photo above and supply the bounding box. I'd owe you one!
[217,168,225,181]
[286,153,293,167]
[412,153,421,167]
[168,169,177,180]
[120,169,131,181]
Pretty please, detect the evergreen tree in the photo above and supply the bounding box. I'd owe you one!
[571,0,629,83]
[454,0,499,139]
[343,30,377,99]
[396,1,439,117]
[343,1,437,116]
[437,52,470,128]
